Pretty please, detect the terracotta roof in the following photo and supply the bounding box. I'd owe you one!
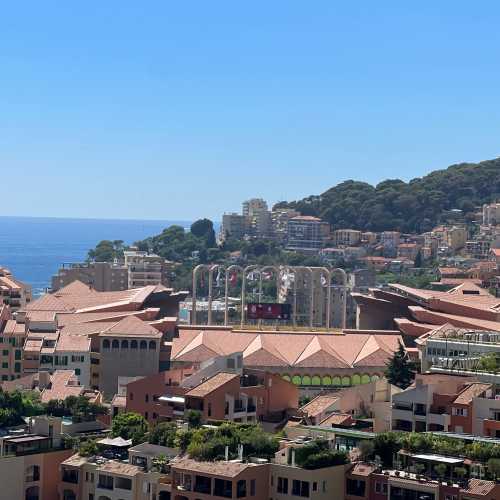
[319,412,353,426]
[26,311,57,322]
[111,394,127,408]
[453,383,491,405]
[461,479,497,496]
[55,331,91,352]
[28,281,159,314]
[172,457,254,477]
[349,462,378,476]
[100,315,162,338]
[97,460,142,476]
[300,394,338,418]
[171,329,402,369]
[185,372,239,398]
[490,248,500,257]
[41,370,84,403]
[3,319,25,336]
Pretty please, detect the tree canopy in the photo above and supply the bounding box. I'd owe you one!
[276,158,500,232]
[384,341,416,389]
[111,412,149,445]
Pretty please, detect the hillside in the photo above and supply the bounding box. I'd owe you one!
[275,157,500,233]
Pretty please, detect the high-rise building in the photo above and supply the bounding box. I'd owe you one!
[0,266,31,311]
[483,202,500,225]
[286,216,330,252]
[220,213,250,241]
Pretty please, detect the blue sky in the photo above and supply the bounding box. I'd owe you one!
[1,2,500,221]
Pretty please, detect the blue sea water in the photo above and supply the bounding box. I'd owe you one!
[0,216,190,295]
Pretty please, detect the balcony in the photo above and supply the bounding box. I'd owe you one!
[393,403,413,412]
[414,405,427,417]
[61,469,79,484]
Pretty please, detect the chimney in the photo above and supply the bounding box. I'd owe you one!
[291,448,296,467]
[225,446,229,462]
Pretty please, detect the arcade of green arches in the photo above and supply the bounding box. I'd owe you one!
[282,373,380,387]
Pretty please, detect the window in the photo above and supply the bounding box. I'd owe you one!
[208,402,212,417]
[2,350,8,356]
[71,355,84,363]
[193,476,211,496]
[237,480,246,498]
[2,362,7,369]
[145,411,149,420]
[292,480,309,497]
[277,477,288,494]
[14,362,21,373]
[112,339,119,349]
[213,478,232,498]
[15,349,21,360]
[452,407,468,417]
[322,481,326,493]
[346,479,366,497]
[103,339,110,349]
[250,479,256,496]
[121,340,128,349]
[130,392,134,401]
[115,477,132,490]
[140,340,147,350]
[312,482,317,492]
[130,340,138,349]
[98,474,114,490]
[75,368,81,376]
[149,340,156,350]
[25,465,40,482]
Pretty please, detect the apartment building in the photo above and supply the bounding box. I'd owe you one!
[99,316,162,399]
[286,216,330,252]
[483,202,500,225]
[333,229,362,247]
[380,231,401,248]
[0,266,31,311]
[221,213,250,241]
[123,358,298,427]
[0,414,102,500]
[271,208,300,241]
[124,250,173,289]
[59,442,175,500]
[51,261,129,292]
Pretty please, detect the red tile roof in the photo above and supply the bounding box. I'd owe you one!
[185,372,239,398]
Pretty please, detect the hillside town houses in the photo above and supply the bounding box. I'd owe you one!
[4,201,500,499]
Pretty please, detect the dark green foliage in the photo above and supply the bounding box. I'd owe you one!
[384,342,416,389]
[276,158,500,232]
[149,422,178,447]
[186,423,279,462]
[186,409,202,429]
[191,219,216,248]
[88,240,125,262]
[372,432,403,467]
[45,395,108,422]
[294,439,348,469]
[373,432,500,470]
[0,389,45,427]
[111,412,148,445]
[78,439,98,457]
[487,458,500,479]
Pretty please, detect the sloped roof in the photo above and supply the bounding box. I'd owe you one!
[171,329,402,369]
[453,383,491,405]
[100,315,162,338]
[300,393,338,418]
[185,372,239,398]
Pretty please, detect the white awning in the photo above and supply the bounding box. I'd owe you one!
[411,453,463,464]
[158,396,185,404]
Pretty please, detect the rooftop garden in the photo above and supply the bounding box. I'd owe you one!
[0,389,46,427]
[365,432,500,481]
[293,439,348,469]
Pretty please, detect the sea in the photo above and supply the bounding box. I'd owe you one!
[0,216,191,296]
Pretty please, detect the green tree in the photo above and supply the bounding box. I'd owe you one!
[111,412,148,445]
[190,219,216,248]
[149,422,178,447]
[487,458,500,480]
[186,409,202,429]
[78,439,98,457]
[372,432,402,468]
[384,342,416,389]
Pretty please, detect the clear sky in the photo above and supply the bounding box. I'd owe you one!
[2,2,500,221]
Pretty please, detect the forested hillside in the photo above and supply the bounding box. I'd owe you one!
[275,158,500,232]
